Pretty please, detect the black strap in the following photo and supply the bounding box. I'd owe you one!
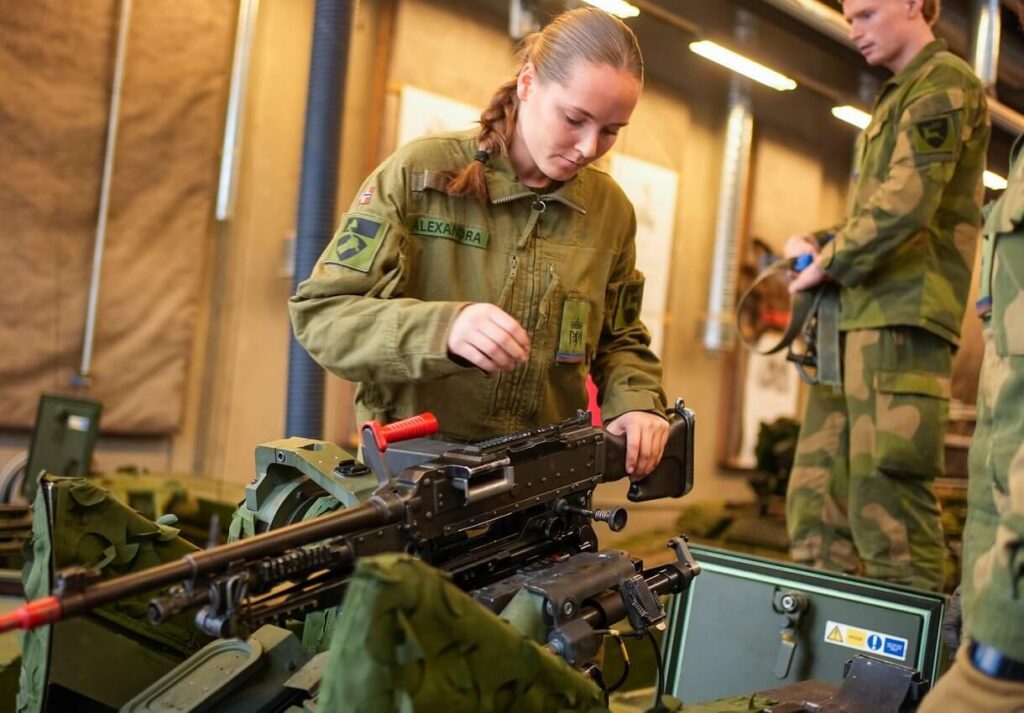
[735,258,842,387]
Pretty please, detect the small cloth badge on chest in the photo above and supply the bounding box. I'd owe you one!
[557,296,590,364]
[613,279,645,333]
[325,214,388,272]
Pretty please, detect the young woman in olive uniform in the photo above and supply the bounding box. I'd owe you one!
[290,8,669,478]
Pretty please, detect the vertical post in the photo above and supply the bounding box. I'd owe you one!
[216,0,261,221]
[703,77,753,352]
[286,0,353,438]
[970,0,1001,94]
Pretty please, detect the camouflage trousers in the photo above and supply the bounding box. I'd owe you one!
[960,326,1024,659]
[786,326,951,592]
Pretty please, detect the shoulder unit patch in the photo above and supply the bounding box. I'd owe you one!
[911,112,958,161]
[613,279,645,333]
[325,214,388,272]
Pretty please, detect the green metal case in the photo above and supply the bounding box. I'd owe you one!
[23,395,102,502]
[662,545,946,705]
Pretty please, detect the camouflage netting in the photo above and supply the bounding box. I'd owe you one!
[18,475,210,712]
[318,554,609,713]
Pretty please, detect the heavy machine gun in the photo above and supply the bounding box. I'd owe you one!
[3,400,699,674]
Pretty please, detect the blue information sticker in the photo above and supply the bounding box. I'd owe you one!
[884,638,907,659]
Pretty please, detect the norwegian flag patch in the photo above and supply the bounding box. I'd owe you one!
[357,187,375,205]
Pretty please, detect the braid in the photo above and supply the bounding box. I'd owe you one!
[447,79,518,201]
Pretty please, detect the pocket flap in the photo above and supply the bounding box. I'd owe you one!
[873,370,951,399]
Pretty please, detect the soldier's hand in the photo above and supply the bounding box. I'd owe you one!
[606,410,669,480]
[784,233,818,259]
[788,259,829,294]
[447,303,531,374]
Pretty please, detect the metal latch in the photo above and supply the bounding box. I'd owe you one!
[773,589,808,678]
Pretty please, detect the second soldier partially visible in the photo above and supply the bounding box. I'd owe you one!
[783,0,990,592]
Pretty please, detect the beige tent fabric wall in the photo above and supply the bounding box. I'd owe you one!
[748,121,851,253]
[0,0,234,434]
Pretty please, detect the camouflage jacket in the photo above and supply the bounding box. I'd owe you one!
[978,135,1024,355]
[819,40,990,345]
[289,130,665,442]
[963,135,1024,659]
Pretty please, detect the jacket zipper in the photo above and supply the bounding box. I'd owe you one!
[492,253,519,422]
[507,200,551,419]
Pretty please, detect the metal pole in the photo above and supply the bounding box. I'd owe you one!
[703,78,753,352]
[971,0,1002,93]
[216,0,261,221]
[704,8,759,352]
[76,0,134,388]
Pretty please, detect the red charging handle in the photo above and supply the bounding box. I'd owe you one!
[363,413,438,452]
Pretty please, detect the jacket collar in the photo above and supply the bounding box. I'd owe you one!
[885,39,947,90]
[484,150,588,214]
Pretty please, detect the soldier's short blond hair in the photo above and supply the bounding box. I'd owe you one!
[842,1,941,26]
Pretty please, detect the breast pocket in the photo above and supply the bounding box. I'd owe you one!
[859,117,888,164]
[517,266,563,419]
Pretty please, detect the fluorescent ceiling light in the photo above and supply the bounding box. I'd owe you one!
[831,105,871,130]
[688,40,797,92]
[984,170,1008,191]
[581,0,640,18]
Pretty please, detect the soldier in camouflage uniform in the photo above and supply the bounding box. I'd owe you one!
[290,8,668,477]
[918,3,1024,707]
[784,0,989,592]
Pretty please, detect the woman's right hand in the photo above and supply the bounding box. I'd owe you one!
[447,303,531,374]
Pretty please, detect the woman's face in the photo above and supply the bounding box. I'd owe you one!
[512,60,640,188]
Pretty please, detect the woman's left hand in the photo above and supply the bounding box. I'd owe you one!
[605,410,669,480]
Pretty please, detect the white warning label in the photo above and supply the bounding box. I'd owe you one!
[822,620,908,661]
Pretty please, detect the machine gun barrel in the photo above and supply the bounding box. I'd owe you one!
[0,413,442,634]
[0,491,396,634]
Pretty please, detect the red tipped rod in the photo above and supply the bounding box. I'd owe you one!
[0,596,63,633]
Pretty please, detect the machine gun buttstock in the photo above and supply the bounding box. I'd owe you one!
[602,399,695,502]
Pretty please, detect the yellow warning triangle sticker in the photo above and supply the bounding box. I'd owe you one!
[827,626,843,643]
